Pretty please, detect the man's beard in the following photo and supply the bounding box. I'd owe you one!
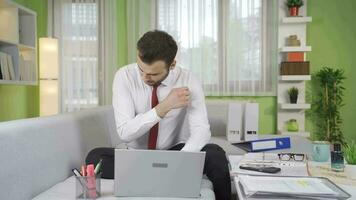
[145,69,170,86]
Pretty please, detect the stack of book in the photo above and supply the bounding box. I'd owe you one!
[0,51,15,80]
[19,54,36,81]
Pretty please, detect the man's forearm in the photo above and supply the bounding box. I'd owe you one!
[115,108,161,142]
[155,101,171,118]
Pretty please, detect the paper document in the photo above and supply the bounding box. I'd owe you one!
[239,175,337,196]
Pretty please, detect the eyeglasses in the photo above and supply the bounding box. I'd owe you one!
[278,153,305,161]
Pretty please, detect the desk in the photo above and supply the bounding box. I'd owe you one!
[32,176,215,200]
[228,155,356,200]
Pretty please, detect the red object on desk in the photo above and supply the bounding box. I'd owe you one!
[86,164,97,198]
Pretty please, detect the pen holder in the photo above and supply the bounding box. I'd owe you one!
[75,173,101,200]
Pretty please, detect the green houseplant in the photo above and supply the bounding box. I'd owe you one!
[313,67,346,144]
[287,87,299,104]
[286,0,304,16]
[344,141,356,179]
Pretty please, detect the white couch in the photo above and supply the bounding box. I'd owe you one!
[0,101,245,200]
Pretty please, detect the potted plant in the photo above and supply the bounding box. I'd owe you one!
[344,141,356,179]
[286,0,304,17]
[287,119,299,132]
[313,67,346,144]
[287,87,299,104]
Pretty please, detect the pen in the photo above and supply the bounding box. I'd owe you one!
[72,168,82,177]
[94,159,103,174]
[81,165,86,176]
[72,168,87,190]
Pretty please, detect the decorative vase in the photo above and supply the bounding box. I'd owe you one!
[289,7,299,16]
[289,95,298,104]
[345,164,356,179]
[287,119,299,132]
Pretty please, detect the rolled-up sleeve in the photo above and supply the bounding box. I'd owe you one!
[181,75,211,152]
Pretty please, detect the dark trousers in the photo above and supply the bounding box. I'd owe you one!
[169,143,231,200]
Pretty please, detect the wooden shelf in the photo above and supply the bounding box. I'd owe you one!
[0,38,17,46]
[280,131,310,138]
[282,17,312,24]
[280,46,312,52]
[280,103,311,110]
[19,43,35,51]
[279,75,311,81]
[0,80,37,85]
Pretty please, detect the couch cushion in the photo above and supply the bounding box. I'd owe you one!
[0,106,117,200]
[32,176,215,200]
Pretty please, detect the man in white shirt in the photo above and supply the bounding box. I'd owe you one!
[112,30,231,200]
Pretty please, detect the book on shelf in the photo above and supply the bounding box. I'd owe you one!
[0,52,10,80]
[19,54,35,81]
[7,54,15,80]
[0,61,2,79]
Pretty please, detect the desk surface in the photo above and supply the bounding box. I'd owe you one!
[229,155,356,200]
[32,176,215,200]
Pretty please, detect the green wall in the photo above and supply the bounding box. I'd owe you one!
[307,0,356,142]
[1,0,356,142]
[0,0,47,121]
[117,0,128,68]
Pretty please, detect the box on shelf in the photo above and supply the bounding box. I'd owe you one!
[287,52,304,62]
[280,61,310,75]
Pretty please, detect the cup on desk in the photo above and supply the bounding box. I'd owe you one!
[312,141,330,162]
[75,173,101,199]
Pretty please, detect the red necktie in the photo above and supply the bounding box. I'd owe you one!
[148,85,159,149]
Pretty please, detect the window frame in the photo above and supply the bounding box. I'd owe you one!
[155,0,275,96]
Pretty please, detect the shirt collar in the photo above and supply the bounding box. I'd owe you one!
[160,68,175,87]
[136,63,177,87]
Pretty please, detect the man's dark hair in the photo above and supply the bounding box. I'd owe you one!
[137,30,178,67]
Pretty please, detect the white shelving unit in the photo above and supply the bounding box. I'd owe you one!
[280,103,311,110]
[280,46,312,52]
[279,75,311,81]
[282,17,312,23]
[277,1,312,138]
[0,0,37,85]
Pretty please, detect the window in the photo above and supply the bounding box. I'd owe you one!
[156,0,277,96]
[55,0,99,112]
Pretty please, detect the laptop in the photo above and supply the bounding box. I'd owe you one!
[114,149,206,198]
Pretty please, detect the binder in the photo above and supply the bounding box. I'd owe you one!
[232,137,291,152]
[244,103,259,141]
[227,103,243,143]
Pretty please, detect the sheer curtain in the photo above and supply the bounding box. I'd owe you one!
[154,0,277,96]
[127,0,156,63]
[53,0,118,112]
[54,0,99,112]
[224,0,277,96]
[98,0,118,105]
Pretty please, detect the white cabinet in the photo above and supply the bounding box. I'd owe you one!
[0,0,37,85]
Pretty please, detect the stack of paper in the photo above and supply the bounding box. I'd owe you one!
[237,175,351,199]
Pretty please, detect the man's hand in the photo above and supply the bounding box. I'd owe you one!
[155,87,190,118]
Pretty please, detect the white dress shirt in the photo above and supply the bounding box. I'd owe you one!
[112,63,211,152]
